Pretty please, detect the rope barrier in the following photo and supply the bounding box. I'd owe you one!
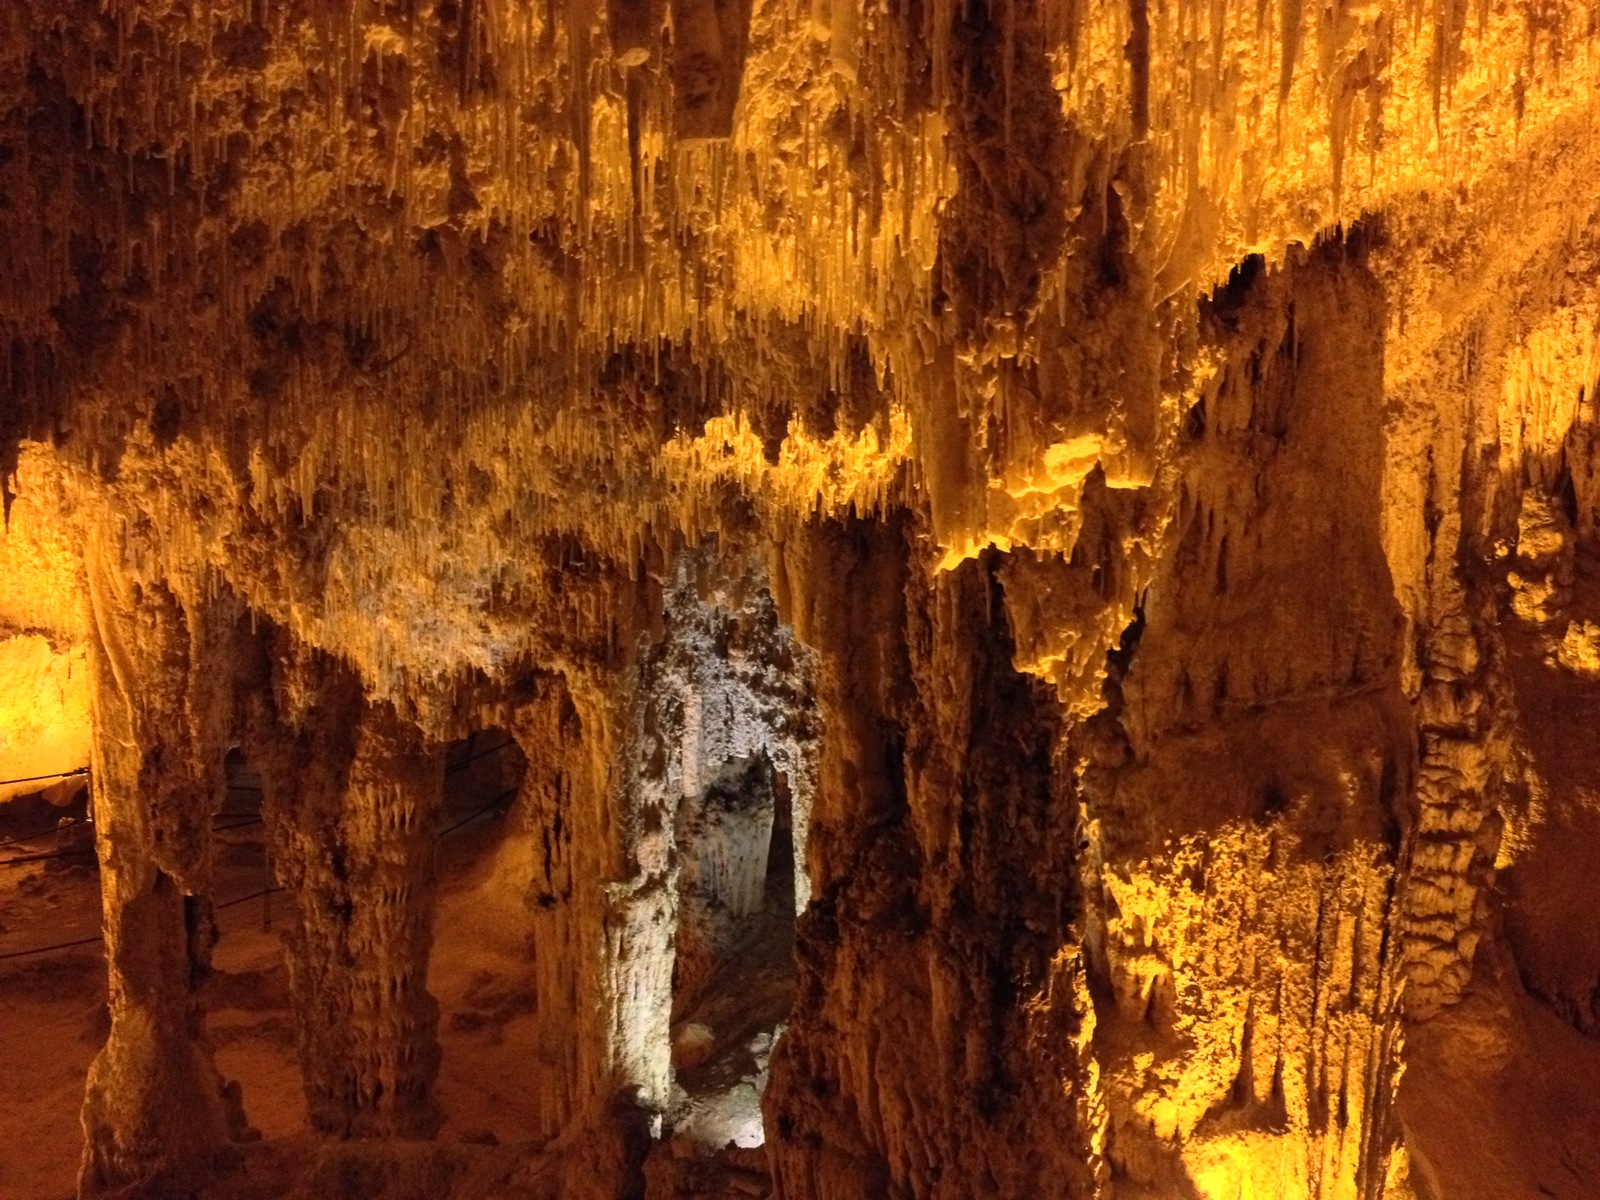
[0,811,262,862]
[216,884,284,911]
[0,758,515,865]
[445,737,517,775]
[0,819,89,850]
[0,933,104,962]
[0,767,88,788]
[0,734,512,796]
[0,767,91,849]
[0,845,94,868]
[439,787,519,838]
[0,881,292,962]
[0,781,520,961]
[0,733,506,816]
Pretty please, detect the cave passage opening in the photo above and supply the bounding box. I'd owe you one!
[207,747,307,1140]
[429,727,537,1146]
[667,749,798,1149]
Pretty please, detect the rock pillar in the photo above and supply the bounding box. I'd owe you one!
[566,670,677,1122]
[252,660,445,1139]
[1083,238,1412,1199]
[78,527,245,1197]
[499,666,667,1198]
[765,515,1098,1200]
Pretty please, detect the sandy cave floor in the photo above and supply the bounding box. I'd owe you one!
[0,825,519,1198]
[0,840,105,1200]
[0,787,325,1200]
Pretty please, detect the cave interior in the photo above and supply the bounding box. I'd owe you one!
[3,0,1600,1198]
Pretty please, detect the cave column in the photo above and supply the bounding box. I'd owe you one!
[251,667,445,1139]
[565,667,676,1124]
[1082,240,1412,1198]
[496,664,669,1197]
[765,518,1096,1200]
[511,669,678,1145]
[763,515,923,1200]
[508,676,591,1142]
[299,703,443,1137]
[330,704,445,1136]
[78,525,245,1196]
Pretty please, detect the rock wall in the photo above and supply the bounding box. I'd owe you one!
[1085,240,1411,1200]
[766,519,1099,1199]
[78,513,247,1194]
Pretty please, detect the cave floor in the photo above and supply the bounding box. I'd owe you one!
[0,797,785,1200]
[0,804,302,1199]
[0,823,105,1200]
[667,889,796,1153]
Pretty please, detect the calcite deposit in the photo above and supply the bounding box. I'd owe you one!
[2,0,1600,1197]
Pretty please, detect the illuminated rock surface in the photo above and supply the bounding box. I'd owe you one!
[1,0,1599,1196]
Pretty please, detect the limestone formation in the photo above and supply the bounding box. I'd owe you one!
[2,0,1600,1198]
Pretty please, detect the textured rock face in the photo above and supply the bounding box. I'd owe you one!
[78,517,247,1195]
[1085,243,1411,1199]
[3,0,1600,1198]
[258,688,446,1139]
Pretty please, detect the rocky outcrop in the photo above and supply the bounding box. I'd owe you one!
[256,681,446,1140]
[1081,240,1411,1199]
